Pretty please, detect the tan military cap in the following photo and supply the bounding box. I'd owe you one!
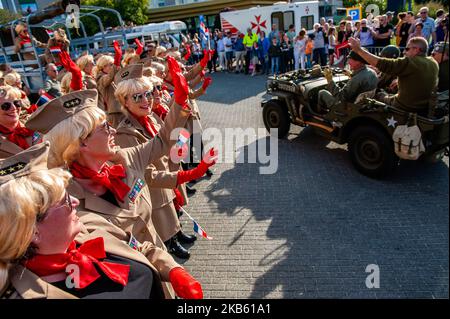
[114,64,144,85]
[25,89,98,134]
[0,142,50,185]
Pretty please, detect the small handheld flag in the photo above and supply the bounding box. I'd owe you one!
[36,92,54,106]
[50,46,61,54]
[179,207,213,240]
[46,29,54,38]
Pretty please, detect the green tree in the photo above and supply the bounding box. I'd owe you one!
[0,9,21,25]
[81,0,148,25]
[343,0,388,12]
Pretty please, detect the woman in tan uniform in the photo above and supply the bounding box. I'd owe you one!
[44,29,70,68]
[94,41,123,128]
[13,23,46,63]
[113,63,216,259]
[76,54,97,90]
[0,86,41,159]
[0,143,203,299]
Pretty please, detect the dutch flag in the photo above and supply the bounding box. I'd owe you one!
[50,46,61,54]
[179,207,213,240]
[46,29,54,38]
[176,129,191,148]
[37,92,54,106]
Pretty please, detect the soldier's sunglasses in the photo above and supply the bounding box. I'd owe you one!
[1,100,22,111]
[132,90,152,103]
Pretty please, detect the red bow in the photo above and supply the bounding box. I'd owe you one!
[70,162,131,202]
[136,115,158,138]
[0,124,34,150]
[25,237,130,289]
[153,103,169,121]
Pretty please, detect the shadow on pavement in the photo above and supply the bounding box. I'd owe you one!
[204,131,449,298]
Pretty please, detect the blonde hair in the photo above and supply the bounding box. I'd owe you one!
[0,168,70,291]
[93,55,114,78]
[3,72,20,87]
[54,28,68,42]
[43,107,106,168]
[76,54,94,72]
[0,85,22,100]
[60,72,72,95]
[122,52,140,67]
[114,77,153,115]
[143,67,154,77]
[155,46,167,57]
[151,62,166,75]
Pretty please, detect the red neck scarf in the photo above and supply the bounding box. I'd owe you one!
[25,237,130,289]
[70,162,131,202]
[153,103,169,121]
[0,123,33,150]
[136,115,158,138]
[19,34,31,45]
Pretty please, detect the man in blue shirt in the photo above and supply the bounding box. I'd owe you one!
[409,7,436,46]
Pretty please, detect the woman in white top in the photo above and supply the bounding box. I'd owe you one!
[327,27,336,66]
[294,29,307,70]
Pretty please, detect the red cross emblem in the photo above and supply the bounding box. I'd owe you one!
[305,6,310,14]
[250,15,267,34]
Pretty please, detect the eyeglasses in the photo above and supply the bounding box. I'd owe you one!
[404,47,417,52]
[36,192,73,223]
[1,100,22,111]
[420,12,427,14]
[153,85,162,92]
[132,90,152,103]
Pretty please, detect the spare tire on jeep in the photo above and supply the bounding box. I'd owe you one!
[263,99,291,138]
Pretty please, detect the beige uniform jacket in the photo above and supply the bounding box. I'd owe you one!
[44,38,70,66]
[69,102,189,251]
[115,113,181,242]
[13,37,46,61]
[0,132,41,159]
[3,226,179,299]
[95,67,123,128]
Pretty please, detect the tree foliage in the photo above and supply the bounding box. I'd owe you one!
[81,0,148,25]
[0,9,21,25]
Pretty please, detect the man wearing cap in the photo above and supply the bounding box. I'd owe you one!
[348,36,439,115]
[317,50,378,112]
[431,42,449,92]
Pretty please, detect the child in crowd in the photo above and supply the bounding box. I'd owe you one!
[305,34,314,69]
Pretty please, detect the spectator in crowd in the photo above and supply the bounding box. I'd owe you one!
[395,12,406,46]
[327,27,336,66]
[408,22,424,42]
[250,42,260,76]
[269,24,281,45]
[224,32,234,72]
[435,9,445,26]
[431,41,449,92]
[313,23,327,66]
[355,19,374,48]
[192,39,202,64]
[374,15,394,47]
[305,34,314,68]
[216,32,227,72]
[268,37,281,75]
[258,31,271,75]
[243,28,258,75]
[409,7,436,46]
[294,29,307,70]
[234,32,246,74]
[206,32,217,73]
[386,11,395,24]
[286,24,296,71]
[42,63,62,98]
[398,12,413,48]
[435,13,448,43]
[280,35,290,73]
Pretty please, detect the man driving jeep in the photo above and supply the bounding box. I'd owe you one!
[317,50,378,112]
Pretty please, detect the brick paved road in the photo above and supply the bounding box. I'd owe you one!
[176,72,449,299]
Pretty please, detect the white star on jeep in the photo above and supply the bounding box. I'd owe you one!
[387,116,397,128]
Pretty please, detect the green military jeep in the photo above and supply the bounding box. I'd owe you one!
[262,68,449,178]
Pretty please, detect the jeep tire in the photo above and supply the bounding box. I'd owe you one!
[263,99,291,138]
[348,125,398,178]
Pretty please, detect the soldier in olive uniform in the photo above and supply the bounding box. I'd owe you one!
[318,50,379,112]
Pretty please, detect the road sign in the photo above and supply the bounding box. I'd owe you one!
[346,6,362,21]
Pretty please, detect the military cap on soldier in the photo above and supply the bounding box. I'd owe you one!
[0,142,50,185]
[347,50,368,64]
[114,64,144,85]
[25,89,98,134]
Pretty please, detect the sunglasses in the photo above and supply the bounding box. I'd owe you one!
[1,100,22,111]
[132,90,152,103]
[404,47,417,52]
[153,85,162,91]
[36,192,73,223]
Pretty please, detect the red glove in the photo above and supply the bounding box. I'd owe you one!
[202,77,212,92]
[167,56,189,108]
[183,45,191,61]
[199,50,210,68]
[113,40,123,67]
[169,267,203,299]
[177,148,217,185]
[173,188,185,211]
[58,51,83,91]
[135,38,144,56]
[200,69,206,79]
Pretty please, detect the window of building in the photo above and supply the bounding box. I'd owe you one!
[301,15,314,31]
